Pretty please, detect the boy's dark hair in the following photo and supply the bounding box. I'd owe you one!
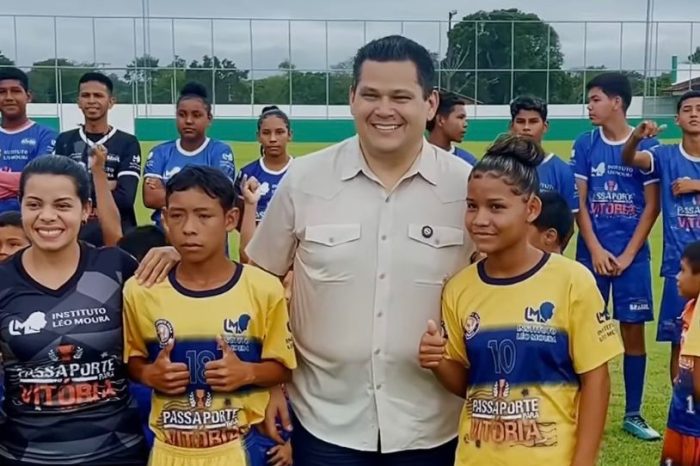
[427,90,467,132]
[682,241,700,274]
[79,72,113,94]
[352,35,435,99]
[677,90,700,113]
[117,226,167,262]
[20,155,91,205]
[0,67,29,91]
[471,134,545,197]
[166,165,236,212]
[177,81,212,115]
[510,95,548,121]
[0,211,22,228]
[533,191,574,246]
[586,72,632,112]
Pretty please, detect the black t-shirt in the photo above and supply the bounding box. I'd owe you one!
[0,243,146,465]
[54,126,141,230]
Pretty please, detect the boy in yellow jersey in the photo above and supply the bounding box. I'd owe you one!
[123,165,296,466]
[661,240,700,466]
[419,135,623,466]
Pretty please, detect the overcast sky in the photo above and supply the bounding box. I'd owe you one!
[1,0,698,74]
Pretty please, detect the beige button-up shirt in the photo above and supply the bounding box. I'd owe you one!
[246,136,473,452]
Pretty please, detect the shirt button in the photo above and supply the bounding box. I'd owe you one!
[381,235,387,241]
[379,273,386,280]
[376,384,382,390]
[377,310,383,317]
[374,348,381,355]
[328,237,334,244]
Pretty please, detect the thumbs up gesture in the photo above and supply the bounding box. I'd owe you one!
[204,335,255,392]
[419,319,446,369]
[142,339,191,395]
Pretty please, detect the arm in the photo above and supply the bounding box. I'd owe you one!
[621,121,664,171]
[616,182,660,273]
[574,179,603,255]
[694,356,700,401]
[0,172,21,198]
[91,145,123,246]
[142,149,167,210]
[39,128,57,155]
[571,363,611,466]
[239,175,262,264]
[431,359,469,398]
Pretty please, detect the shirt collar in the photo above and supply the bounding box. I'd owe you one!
[340,136,438,186]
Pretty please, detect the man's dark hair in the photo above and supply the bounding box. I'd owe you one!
[586,72,632,112]
[352,35,435,99]
[117,226,167,262]
[427,90,467,132]
[0,211,22,228]
[533,191,574,248]
[510,95,548,122]
[682,241,700,274]
[677,90,700,113]
[166,165,236,212]
[0,67,28,91]
[79,72,113,94]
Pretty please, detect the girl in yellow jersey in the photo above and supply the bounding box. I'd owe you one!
[419,135,623,466]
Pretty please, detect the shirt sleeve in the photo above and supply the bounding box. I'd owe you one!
[569,265,624,374]
[112,137,141,214]
[639,137,661,184]
[560,162,580,213]
[52,132,68,156]
[260,274,297,370]
[118,137,142,179]
[442,279,469,368]
[245,171,297,276]
[570,133,591,181]
[215,143,236,181]
[143,147,165,179]
[38,127,57,156]
[682,301,700,358]
[118,248,139,282]
[122,279,148,361]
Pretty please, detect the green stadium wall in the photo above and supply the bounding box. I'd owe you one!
[134,117,682,142]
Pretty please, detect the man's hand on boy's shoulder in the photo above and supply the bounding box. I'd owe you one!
[135,246,180,287]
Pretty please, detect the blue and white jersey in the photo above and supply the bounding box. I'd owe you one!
[0,121,57,212]
[236,157,292,223]
[537,153,579,212]
[571,127,659,264]
[143,138,235,225]
[643,143,700,278]
[452,145,478,166]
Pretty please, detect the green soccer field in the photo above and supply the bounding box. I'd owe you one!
[137,140,669,466]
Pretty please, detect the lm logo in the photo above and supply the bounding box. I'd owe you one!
[591,162,606,177]
[596,308,612,324]
[524,302,555,324]
[9,311,48,336]
[224,314,252,334]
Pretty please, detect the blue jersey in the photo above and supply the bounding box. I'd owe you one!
[143,138,235,225]
[0,121,57,212]
[452,146,478,166]
[645,144,700,278]
[236,157,292,223]
[538,154,579,212]
[571,128,659,263]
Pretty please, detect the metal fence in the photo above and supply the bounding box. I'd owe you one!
[0,15,698,115]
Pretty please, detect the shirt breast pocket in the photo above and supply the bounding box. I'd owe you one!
[301,224,362,283]
[407,224,465,286]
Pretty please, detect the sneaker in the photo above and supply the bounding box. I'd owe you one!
[623,415,661,441]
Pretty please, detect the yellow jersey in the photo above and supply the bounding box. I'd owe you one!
[442,253,623,465]
[123,264,296,450]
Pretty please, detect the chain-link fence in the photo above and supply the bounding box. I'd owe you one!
[0,15,698,116]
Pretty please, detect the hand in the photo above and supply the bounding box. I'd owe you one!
[613,251,634,276]
[631,120,666,140]
[90,144,107,174]
[590,246,620,276]
[142,339,190,395]
[204,335,254,392]
[145,177,164,190]
[262,385,293,445]
[135,246,180,287]
[241,174,262,205]
[419,319,446,369]
[267,441,293,466]
[673,178,699,197]
[282,271,293,303]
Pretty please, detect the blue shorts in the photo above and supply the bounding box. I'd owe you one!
[586,260,654,324]
[657,277,688,343]
[244,427,290,466]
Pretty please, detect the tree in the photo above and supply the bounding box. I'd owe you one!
[27,59,96,103]
[187,55,250,104]
[444,9,566,104]
[0,51,14,67]
[689,46,700,64]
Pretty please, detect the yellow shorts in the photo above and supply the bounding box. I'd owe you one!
[149,439,248,466]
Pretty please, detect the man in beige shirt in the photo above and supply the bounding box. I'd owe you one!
[247,35,473,465]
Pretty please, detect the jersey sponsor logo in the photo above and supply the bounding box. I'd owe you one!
[590,179,636,217]
[8,311,48,335]
[259,182,271,196]
[524,302,555,324]
[164,166,182,179]
[468,379,555,446]
[596,307,612,324]
[518,303,557,344]
[159,388,243,448]
[52,307,111,328]
[221,152,234,162]
[596,308,617,343]
[155,319,175,346]
[591,162,606,177]
[21,138,36,147]
[629,301,650,312]
[224,314,251,335]
[465,312,480,340]
[16,345,119,410]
